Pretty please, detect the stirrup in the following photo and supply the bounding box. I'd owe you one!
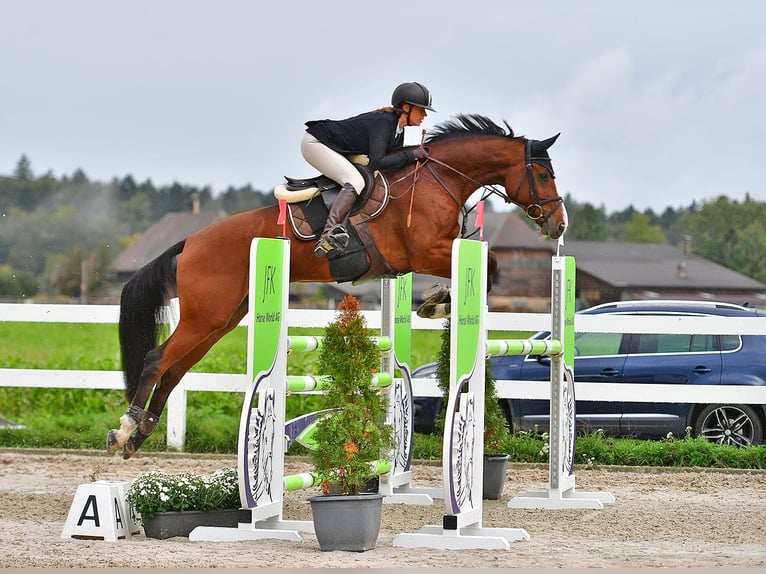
[327,224,349,244]
[314,226,349,257]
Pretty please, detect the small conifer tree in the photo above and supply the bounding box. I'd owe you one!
[310,295,395,495]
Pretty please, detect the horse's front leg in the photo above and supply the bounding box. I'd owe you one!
[487,249,498,291]
[416,283,452,319]
[415,249,499,319]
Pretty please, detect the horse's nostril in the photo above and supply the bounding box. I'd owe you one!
[559,222,567,232]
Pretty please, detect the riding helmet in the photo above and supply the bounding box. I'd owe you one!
[391,82,435,111]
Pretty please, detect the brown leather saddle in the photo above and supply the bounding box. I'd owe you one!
[274,164,397,283]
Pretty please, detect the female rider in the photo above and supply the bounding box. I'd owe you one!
[301,82,435,257]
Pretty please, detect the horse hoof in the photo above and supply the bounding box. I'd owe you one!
[416,301,436,319]
[122,444,136,460]
[416,301,451,319]
[106,430,120,455]
[421,283,451,304]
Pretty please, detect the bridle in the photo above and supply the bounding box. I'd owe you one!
[511,139,565,224]
[392,137,564,232]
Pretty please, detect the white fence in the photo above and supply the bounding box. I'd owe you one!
[2,302,766,450]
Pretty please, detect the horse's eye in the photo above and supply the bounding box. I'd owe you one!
[538,172,550,183]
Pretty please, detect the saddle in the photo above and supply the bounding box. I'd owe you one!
[273,159,396,284]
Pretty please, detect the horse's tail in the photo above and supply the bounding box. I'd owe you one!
[118,240,185,403]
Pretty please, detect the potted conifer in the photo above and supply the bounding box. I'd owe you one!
[307,295,395,552]
[435,320,511,500]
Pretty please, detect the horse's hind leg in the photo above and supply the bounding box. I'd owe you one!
[120,301,248,458]
[107,342,167,455]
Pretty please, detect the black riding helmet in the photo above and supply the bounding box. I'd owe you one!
[391,82,436,112]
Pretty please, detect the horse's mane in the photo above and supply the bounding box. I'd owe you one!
[425,114,519,143]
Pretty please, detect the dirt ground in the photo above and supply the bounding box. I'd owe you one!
[1,448,765,569]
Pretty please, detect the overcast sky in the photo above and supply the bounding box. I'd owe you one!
[2,1,764,214]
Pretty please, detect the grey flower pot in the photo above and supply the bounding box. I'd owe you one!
[482,453,510,499]
[142,508,243,539]
[308,493,384,552]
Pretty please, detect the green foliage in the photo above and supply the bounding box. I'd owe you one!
[0,264,38,297]
[482,361,510,454]
[126,467,239,522]
[619,212,667,243]
[681,195,766,283]
[412,428,766,469]
[0,159,274,297]
[566,201,608,241]
[309,295,394,495]
[411,432,442,460]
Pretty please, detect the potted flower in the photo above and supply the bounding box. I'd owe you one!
[435,320,511,499]
[126,468,241,539]
[307,294,395,552]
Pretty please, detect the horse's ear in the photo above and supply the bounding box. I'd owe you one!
[541,133,561,149]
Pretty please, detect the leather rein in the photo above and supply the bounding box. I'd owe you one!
[389,138,564,236]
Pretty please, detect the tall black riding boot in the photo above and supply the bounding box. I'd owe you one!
[314,183,358,257]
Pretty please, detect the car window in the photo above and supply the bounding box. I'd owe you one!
[690,334,716,352]
[636,333,716,354]
[720,334,741,351]
[573,332,623,356]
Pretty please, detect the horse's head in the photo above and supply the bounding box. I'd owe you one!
[503,133,568,240]
[422,114,568,240]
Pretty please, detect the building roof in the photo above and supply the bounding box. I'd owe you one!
[110,211,224,273]
[487,210,556,250]
[561,240,766,291]
[465,209,555,250]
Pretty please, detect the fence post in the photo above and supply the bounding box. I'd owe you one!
[164,298,186,450]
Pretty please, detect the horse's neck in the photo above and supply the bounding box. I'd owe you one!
[428,139,514,201]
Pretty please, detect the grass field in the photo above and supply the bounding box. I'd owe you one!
[0,321,446,453]
[2,322,765,468]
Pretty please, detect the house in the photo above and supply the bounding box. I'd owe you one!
[561,240,766,309]
[110,209,225,284]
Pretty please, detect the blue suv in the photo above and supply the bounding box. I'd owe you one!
[412,300,766,447]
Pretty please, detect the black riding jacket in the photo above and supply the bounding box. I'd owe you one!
[305,110,418,171]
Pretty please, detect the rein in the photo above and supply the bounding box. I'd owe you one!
[387,136,564,236]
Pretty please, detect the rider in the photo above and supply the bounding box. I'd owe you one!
[301,82,435,257]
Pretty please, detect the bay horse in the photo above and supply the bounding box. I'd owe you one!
[108,114,568,458]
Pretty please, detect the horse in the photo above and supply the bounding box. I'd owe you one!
[107,113,568,458]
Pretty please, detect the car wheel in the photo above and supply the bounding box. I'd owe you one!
[693,404,763,447]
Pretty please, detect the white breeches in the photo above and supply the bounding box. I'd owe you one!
[300,132,364,194]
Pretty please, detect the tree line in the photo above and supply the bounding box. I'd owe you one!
[0,155,764,299]
[0,156,275,299]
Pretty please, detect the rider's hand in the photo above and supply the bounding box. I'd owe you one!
[411,147,429,161]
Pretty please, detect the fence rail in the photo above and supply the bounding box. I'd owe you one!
[3,302,766,449]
